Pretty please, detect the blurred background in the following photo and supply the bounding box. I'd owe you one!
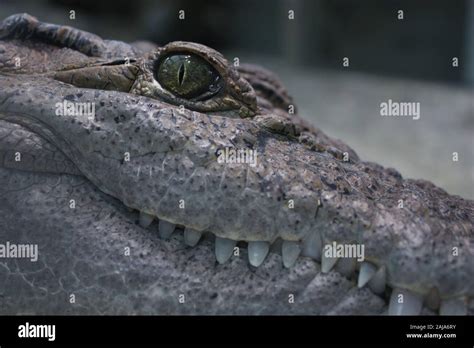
[1,0,473,198]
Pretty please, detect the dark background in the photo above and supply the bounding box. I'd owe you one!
[1,0,473,199]
[1,0,473,85]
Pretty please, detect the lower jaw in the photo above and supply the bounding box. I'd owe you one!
[124,203,471,316]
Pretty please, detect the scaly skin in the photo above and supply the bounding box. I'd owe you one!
[0,14,472,315]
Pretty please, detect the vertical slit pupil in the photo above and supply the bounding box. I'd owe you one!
[178,63,185,86]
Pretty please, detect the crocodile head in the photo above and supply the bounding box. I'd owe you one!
[0,14,473,315]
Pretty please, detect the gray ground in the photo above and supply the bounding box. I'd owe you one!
[250,58,474,200]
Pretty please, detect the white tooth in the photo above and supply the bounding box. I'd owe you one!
[439,298,467,316]
[388,288,423,315]
[248,241,270,267]
[139,211,154,228]
[184,228,202,247]
[215,237,236,264]
[336,257,356,277]
[301,231,322,261]
[282,241,301,268]
[158,220,175,239]
[358,261,377,288]
[321,252,338,273]
[368,266,387,294]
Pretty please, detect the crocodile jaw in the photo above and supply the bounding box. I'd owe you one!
[1,73,473,308]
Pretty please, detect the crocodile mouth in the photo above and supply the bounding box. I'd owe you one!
[0,81,472,316]
[121,202,472,316]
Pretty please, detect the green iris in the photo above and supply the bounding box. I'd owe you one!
[156,54,221,99]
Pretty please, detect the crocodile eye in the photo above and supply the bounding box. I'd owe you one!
[155,54,221,100]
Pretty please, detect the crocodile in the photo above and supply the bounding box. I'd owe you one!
[0,13,472,315]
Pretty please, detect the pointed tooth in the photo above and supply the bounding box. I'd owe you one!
[139,211,154,228]
[388,288,423,315]
[158,220,176,239]
[281,241,301,268]
[336,257,356,277]
[248,241,270,267]
[368,266,387,294]
[301,231,322,261]
[183,228,202,247]
[321,252,338,273]
[215,237,236,264]
[439,298,467,315]
[358,261,377,288]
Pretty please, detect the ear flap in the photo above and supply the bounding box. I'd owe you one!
[53,63,140,92]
